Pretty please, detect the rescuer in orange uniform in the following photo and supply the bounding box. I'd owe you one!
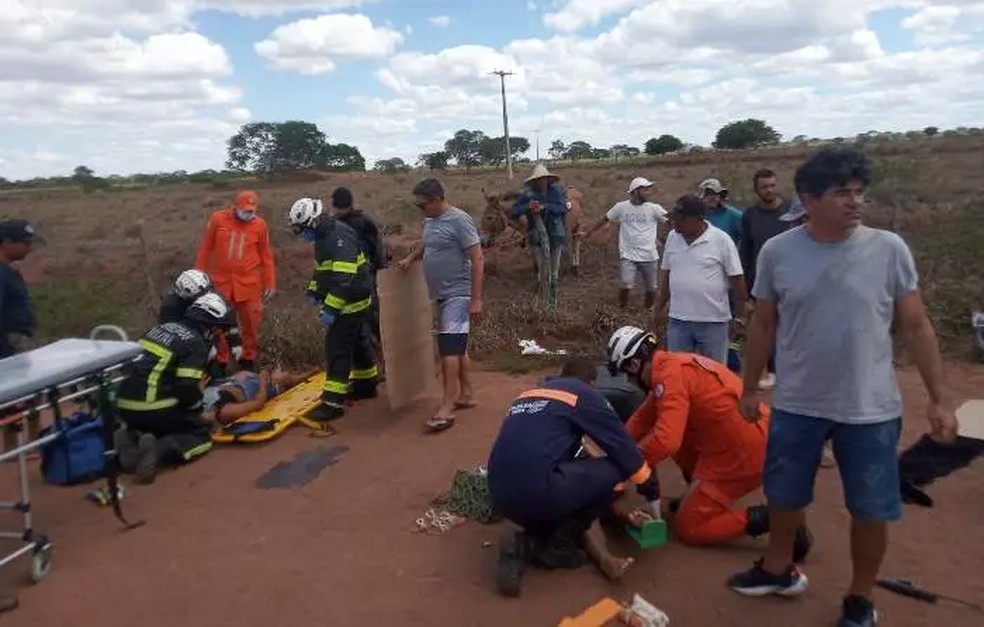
[606,326,812,562]
[194,190,276,373]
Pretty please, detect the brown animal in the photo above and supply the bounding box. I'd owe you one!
[480,186,584,276]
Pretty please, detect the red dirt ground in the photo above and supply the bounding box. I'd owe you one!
[2,363,983,627]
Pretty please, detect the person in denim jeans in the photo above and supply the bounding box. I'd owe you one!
[727,147,958,627]
[655,195,747,364]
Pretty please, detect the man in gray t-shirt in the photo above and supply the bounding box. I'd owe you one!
[398,178,484,434]
[726,147,957,627]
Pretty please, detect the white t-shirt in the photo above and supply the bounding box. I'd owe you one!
[661,223,743,322]
[606,200,668,262]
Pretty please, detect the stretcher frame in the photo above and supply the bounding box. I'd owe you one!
[0,326,145,584]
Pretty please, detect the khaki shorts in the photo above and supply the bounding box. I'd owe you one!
[619,259,659,290]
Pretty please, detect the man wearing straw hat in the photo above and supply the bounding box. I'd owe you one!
[509,163,570,306]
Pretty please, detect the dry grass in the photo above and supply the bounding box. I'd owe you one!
[9,135,984,369]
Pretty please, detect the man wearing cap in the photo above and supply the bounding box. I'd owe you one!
[194,190,277,373]
[330,187,388,349]
[0,218,41,612]
[581,177,668,309]
[698,178,743,246]
[510,164,569,306]
[0,219,41,360]
[740,169,795,390]
[656,195,747,365]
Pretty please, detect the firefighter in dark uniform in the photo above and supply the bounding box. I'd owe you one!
[158,268,243,378]
[487,357,660,597]
[288,196,379,423]
[115,292,236,484]
[330,187,388,347]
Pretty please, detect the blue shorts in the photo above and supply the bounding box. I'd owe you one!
[763,408,902,522]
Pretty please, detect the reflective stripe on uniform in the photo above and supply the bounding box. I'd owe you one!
[141,339,172,404]
[176,367,203,379]
[515,388,579,407]
[117,397,178,411]
[323,378,350,395]
[349,365,378,380]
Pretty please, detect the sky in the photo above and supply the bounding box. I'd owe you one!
[1,0,983,180]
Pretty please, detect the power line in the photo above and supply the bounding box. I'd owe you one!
[491,69,515,179]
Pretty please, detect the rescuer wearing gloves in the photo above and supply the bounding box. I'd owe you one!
[487,357,660,598]
[288,197,379,424]
[606,326,812,561]
[158,268,243,377]
[115,293,236,484]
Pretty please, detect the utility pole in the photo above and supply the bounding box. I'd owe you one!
[491,69,515,179]
[534,129,540,161]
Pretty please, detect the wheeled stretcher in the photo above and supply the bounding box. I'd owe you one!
[0,326,146,584]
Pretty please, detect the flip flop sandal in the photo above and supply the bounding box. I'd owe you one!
[425,416,456,433]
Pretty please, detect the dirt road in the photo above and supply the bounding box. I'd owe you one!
[2,364,983,626]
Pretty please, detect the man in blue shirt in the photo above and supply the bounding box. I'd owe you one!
[510,164,569,306]
[0,219,41,360]
[0,218,43,612]
[698,178,743,245]
[698,178,743,316]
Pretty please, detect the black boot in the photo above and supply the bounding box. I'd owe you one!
[305,401,345,423]
[495,529,528,598]
[745,504,813,564]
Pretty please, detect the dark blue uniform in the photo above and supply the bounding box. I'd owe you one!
[488,376,651,539]
[0,263,33,359]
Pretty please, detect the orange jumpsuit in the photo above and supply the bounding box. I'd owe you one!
[194,205,276,364]
[625,350,770,546]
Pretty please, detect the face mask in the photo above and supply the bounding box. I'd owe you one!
[235,209,256,222]
[301,228,317,242]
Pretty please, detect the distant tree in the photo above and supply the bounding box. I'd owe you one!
[72,165,95,183]
[712,118,781,150]
[548,140,566,160]
[418,151,450,171]
[319,143,366,171]
[791,134,808,143]
[923,126,939,137]
[590,147,611,160]
[444,129,487,169]
[610,144,640,161]
[644,134,684,155]
[225,121,364,174]
[564,140,594,161]
[373,158,410,173]
[477,135,530,167]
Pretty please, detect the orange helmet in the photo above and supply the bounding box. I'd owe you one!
[234,190,259,209]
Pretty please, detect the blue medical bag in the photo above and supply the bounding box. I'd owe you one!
[39,411,106,486]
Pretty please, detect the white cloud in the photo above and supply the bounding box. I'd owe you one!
[4,0,984,179]
[255,14,404,74]
[200,1,375,17]
[342,0,984,165]
[543,0,649,32]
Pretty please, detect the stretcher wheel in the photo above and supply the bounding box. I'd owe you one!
[29,540,53,583]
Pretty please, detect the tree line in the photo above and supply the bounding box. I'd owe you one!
[1,120,981,189]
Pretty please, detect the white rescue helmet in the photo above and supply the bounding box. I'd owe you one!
[288,197,323,231]
[185,292,235,328]
[607,325,656,372]
[174,269,212,300]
